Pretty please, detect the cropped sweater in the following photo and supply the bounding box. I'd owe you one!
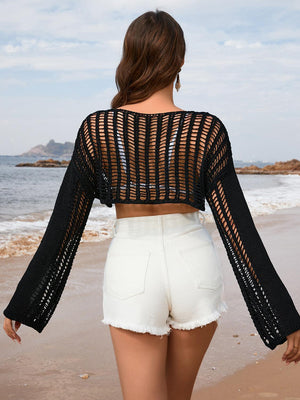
[3,108,300,350]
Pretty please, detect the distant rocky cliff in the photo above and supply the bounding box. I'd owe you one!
[235,159,300,175]
[20,139,74,158]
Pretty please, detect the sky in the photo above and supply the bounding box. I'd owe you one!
[0,0,299,162]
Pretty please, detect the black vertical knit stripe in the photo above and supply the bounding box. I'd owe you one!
[145,117,151,201]
[155,115,162,200]
[164,113,174,200]
[122,111,131,200]
[134,113,140,199]
[174,113,185,200]
[103,111,113,199]
[185,112,196,201]
[112,111,122,200]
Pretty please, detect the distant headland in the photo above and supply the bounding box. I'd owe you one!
[19,139,74,158]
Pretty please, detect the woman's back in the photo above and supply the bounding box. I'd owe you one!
[113,106,199,218]
[93,108,217,213]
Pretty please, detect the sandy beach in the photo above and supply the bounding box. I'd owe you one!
[1,206,300,400]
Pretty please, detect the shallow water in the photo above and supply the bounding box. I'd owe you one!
[1,155,300,257]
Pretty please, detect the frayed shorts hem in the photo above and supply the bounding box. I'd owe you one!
[168,302,228,330]
[101,318,172,336]
[101,302,228,336]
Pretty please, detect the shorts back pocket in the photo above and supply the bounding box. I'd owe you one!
[103,245,151,300]
[177,239,223,290]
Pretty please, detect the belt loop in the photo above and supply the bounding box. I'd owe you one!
[199,211,206,225]
[112,219,116,237]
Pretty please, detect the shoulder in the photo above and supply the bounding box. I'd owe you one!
[200,111,227,130]
[76,109,110,137]
[73,111,108,154]
[79,109,108,126]
[203,112,230,140]
[190,111,227,136]
[191,111,229,142]
[195,112,232,157]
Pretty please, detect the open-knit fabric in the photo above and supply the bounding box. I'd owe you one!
[3,108,300,350]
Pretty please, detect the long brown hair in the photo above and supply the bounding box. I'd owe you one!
[111,9,186,108]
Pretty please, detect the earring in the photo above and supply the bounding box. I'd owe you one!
[175,69,181,92]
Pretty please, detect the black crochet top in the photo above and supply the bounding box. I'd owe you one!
[3,108,300,350]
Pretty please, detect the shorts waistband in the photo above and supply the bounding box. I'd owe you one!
[113,211,205,237]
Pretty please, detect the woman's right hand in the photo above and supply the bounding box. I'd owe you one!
[3,317,22,343]
[282,329,300,364]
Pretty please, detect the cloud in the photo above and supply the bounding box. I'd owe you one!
[0,0,300,161]
[2,38,88,54]
[0,53,112,71]
[224,40,264,49]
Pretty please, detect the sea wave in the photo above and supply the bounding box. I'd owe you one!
[0,206,115,259]
[1,174,300,259]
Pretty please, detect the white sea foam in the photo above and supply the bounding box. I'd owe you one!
[242,175,300,216]
[1,174,300,258]
[202,174,300,223]
[0,205,116,258]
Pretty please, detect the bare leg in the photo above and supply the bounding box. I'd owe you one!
[166,320,218,400]
[109,325,169,400]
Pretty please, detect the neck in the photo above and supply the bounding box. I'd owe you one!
[123,82,181,112]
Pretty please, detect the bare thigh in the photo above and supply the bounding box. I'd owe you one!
[166,320,218,400]
[108,320,218,400]
[109,325,169,400]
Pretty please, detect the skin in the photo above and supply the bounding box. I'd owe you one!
[3,63,300,399]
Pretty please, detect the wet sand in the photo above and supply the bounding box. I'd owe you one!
[0,206,299,399]
[192,344,300,400]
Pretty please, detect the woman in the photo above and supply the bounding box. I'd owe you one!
[3,9,300,400]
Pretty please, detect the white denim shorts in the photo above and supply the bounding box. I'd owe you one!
[101,211,228,336]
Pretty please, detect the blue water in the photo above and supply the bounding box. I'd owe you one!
[1,155,300,258]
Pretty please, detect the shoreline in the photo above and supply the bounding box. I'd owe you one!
[0,206,300,399]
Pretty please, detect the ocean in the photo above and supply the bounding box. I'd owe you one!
[1,155,300,258]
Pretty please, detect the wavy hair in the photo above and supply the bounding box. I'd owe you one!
[111,9,186,108]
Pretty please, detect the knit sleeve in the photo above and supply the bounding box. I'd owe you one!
[204,115,300,350]
[3,116,98,333]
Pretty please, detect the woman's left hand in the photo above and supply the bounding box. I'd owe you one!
[3,317,22,343]
[282,329,300,364]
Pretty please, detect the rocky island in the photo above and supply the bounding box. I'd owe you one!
[235,158,300,175]
[16,159,70,168]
